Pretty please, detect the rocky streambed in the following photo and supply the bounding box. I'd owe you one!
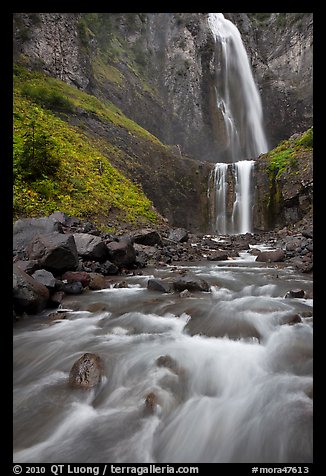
[13,213,313,463]
[13,212,313,320]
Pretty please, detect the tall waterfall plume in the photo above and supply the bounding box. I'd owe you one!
[208,13,268,234]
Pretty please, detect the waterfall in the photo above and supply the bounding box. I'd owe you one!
[208,13,268,234]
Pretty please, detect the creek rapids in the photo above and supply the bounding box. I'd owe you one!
[13,245,313,463]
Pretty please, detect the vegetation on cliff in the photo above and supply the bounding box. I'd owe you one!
[13,65,162,229]
[254,128,313,230]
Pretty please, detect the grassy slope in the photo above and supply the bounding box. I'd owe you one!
[13,66,165,230]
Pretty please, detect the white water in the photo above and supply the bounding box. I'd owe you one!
[13,258,313,463]
[212,162,228,234]
[232,160,255,233]
[208,13,268,234]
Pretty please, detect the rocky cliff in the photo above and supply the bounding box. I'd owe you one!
[13,13,313,232]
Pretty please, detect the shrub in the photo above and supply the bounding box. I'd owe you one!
[21,83,75,113]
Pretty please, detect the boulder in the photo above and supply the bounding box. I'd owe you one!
[88,273,107,290]
[168,228,189,243]
[13,216,63,258]
[68,353,104,389]
[73,233,108,261]
[156,355,178,373]
[132,229,162,246]
[144,392,159,412]
[172,273,210,292]
[255,249,285,262]
[32,269,56,290]
[285,289,305,299]
[62,281,84,295]
[13,264,50,314]
[147,278,172,293]
[107,239,136,268]
[62,271,91,288]
[207,250,228,261]
[28,233,79,272]
[100,260,119,275]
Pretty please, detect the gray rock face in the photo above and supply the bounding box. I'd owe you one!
[13,13,90,89]
[28,233,79,272]
[13,264,50,314]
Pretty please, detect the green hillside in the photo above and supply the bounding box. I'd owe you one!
[13,65,162,230]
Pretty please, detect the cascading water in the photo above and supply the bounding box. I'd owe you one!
[208,13,268,234]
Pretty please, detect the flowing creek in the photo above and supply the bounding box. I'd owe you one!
[13,247,313,463]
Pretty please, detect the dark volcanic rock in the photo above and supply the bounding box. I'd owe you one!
[68,353,104,389]
[62,281,84,295]
[107,239,137,268]
[28,233,79,272]
[13,264,50,314]
[132,229,163,246]
[73,233,108,261]
[147,279,172,293]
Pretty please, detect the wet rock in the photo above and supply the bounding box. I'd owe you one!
[85,302,108,312]
[172,273,210,292]
[256,249,285,262]
[250,248,261,256]
[144,392,159,412]
[88,273,107,290]
[147,279,172,293]
[280,314,302,325]
[13,264,50,314]
[168,228,189,243]
[132,229,162,246]
[68,353,104,389]
[28,232,79,272]
[207,250,228,261]
[47,311,68,321]
[179,289,192,298]
[73,233,108,261]
[63,281,84,295]
[32,269,56,290]
[285,289,305,298]
[107,239,137,268]
[62,271,91,288]
[156,355,178,373]
[300,310,313,318]
[113,281,129,288]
